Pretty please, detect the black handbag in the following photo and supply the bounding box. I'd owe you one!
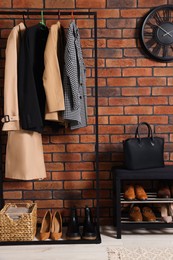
[123,122,164,170]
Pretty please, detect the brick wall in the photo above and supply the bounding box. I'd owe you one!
[1,0,173,225]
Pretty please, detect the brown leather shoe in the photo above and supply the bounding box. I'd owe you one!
[123,185,135,200]
[40,210,52,240]
[157,183,171,198]
[142,207,156,222]
[51,210,62,240]
[129,206,143,222]
[135,185,148,200]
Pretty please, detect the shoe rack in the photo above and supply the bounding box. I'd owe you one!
[112,166,173,239]
[0,10,101,245]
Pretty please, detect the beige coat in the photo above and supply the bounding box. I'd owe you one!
[43,22,65,121]
[2,23,46,180]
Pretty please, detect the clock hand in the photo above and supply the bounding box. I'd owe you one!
[157,25,172,37]
[163,29,173,37]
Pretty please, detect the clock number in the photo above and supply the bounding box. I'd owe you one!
[153,11,163,25]
[144,31,153,38]
[146,21,157,29]
[163,9,171,22]
[146,38,156,49]
[162,45,168,57]
[152,43,162,56]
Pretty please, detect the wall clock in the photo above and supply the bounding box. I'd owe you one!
[141,5,173,62]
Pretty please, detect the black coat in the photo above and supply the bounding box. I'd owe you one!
[18,23,48,133]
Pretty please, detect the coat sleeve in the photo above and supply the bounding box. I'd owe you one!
[65,25,80,111]
[2,27,21,131]
[43,24,65,113]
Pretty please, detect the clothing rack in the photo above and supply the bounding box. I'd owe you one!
[0,10,100,245]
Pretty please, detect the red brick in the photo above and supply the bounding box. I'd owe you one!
[53,153,81,162]
[3,191,22,199]
[98,87,120,97]
[43,144,65,152]
[53,190,81,200]
[13,0,43,8]
[99,107,123,115]
[44,154,51,162]
[169,97,173,105]
[122,87,151,96]
[34,181,63,190]
[106,59,135,67]
[85,59,105,67]
[64,181,93,189]
[46,163,64,171]
[76,0,106,8]
[139,116,168,124]
[3,182,33,190]
[109,97,138,105]
[154,106,173,114]
[124,48,143,57]
[91,9,119,18]
[82,190,109,199]
[66,144,95,152]
[77,20,94,29]
[98,49,122,58]
[139,97,168,105]
[45,0,74,8]
[36,200,63,208]
[108,39,136,48]
[154,68,173,76]
[0,20,13,28]
[152,87,173,96]
[110,134,133,143]
[138,0,167,7]
[99,125,124,134]
[137,59,166,67]
[97,68,121,77]
[107,78,136,87]
[155,125,173,133]
[80,135,95,143]
[123,68,152,77]
[110,116,138,124]
[52,172,81,180]
[125,106,152,115]
[0,0,11,7]
[123,28,139,38]
[121,8,148,17]
[64,199,93,208]
[107,19,136,28]
[65,162,94,171]
[50,135,79,143]
[24,191,52,199]
[97,29,121,38]
[138,77,166,86]
[107,0,136,7]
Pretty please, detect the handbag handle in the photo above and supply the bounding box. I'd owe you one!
[135,122,154,143]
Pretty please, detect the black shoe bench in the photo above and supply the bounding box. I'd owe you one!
[112,165,173,239]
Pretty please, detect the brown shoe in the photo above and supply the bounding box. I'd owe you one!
[40,210,52,240]
[135,185,148,200]
[51,210,62,240]
[157,183,171,198]
[123,185,135,200]
[129,206,143,222]
[142,207,156,222]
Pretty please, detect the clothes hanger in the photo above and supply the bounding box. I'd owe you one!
[71,11,75,22]
[22,13,27,27]
[39,10,46,28]
[58,10,61,21]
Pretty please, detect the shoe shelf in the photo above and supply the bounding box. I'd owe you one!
[121,192,173,204]
[112,166,173,239]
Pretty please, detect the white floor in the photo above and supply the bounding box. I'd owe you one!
[1,226,173,260]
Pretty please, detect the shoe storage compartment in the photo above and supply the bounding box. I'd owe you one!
[112,166,173,239]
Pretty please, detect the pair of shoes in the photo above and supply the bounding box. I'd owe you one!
[157,183,173,198]
[66,206,97,240]
[40,210,62,240]
[161,204,173,223]
[130,206,156,222]
[124,184,148,201]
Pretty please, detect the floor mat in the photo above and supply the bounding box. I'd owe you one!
[107,246,173,260]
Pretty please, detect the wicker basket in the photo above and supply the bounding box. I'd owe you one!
[0,203,37,241]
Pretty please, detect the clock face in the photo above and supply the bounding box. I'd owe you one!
[141,5,173,61]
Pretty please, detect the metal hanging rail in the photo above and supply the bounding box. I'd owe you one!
[0,10,100,245]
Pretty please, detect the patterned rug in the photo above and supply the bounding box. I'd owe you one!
[107,247,173,260]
